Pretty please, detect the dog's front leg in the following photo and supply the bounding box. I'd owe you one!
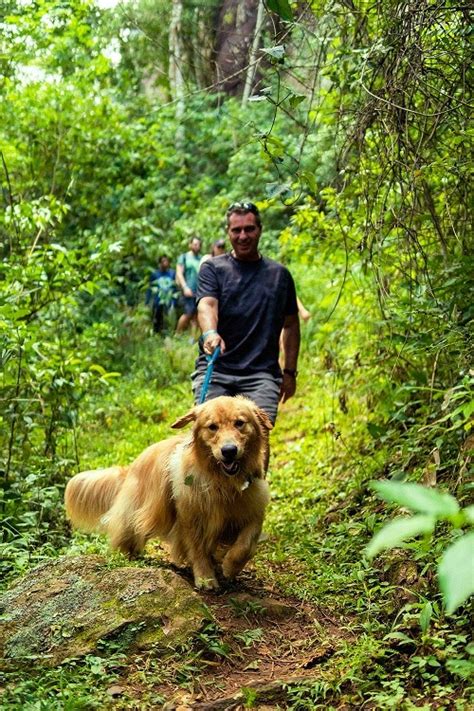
[192,559,219,591]
[176,524,219,590]
[188,539,219,590]
[222,523,262,580]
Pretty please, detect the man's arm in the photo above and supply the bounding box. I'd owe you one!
[176,258,193,297]
[280,313,300,403]
[197,296,226,354]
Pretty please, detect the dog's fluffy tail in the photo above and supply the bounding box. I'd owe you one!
[65,466,127,532]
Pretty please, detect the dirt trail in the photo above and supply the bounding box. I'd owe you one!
[123,567,353,710]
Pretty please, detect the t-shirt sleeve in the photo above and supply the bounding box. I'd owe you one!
[196,261,219,302]
[177,254,185,268]
[285,270,298,316]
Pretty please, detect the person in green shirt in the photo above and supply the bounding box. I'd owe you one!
[176,236,202,333]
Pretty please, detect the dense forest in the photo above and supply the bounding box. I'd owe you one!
[1,0,472,708]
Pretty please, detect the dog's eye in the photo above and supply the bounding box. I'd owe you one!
[208,423,219,431]
[235,419,245,428]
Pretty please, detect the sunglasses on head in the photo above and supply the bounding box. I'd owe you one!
[226,201,260,215]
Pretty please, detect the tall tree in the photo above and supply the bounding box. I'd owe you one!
[168,0,185,146]
[214,0,260,95]
[241,0,265,105]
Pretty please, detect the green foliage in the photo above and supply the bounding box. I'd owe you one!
[266,0,294,23]
[370,481,460,519]
[0,652,127,709]
[367,481,474,614]
[111,0,221,94]
[439,533,474,615]
[234,627,264,648]
[365,514,436,557]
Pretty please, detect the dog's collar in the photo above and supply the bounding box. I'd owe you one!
[241,474,256,491]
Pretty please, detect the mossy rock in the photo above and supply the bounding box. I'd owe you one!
[0,555,209,669]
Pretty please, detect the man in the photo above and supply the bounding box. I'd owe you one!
[146,255,178,333]
[176,236,202,333]
[193,202,300,425]
[200,238,226,267]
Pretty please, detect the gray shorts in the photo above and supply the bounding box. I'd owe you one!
[191,369,282,424]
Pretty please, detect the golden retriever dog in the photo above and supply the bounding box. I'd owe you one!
[65,396,272,590]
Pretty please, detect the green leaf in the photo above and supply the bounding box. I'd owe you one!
[289,93,305,109]
[261,45,286,60]
[244,659,260,670]
[264,134,285,156]
[419,601,432,633]
[89,364,107,375]
[365,514,436,559]
[446,658,474,680]
[266,0,294,22]
[101,371,121,381]
[299,170,317,194]
[370,480,459,518]
[367,422,385,438]
[265,182,292,199]
[463,505,474,525]
[438,532,474,614]
[383,631,415,645]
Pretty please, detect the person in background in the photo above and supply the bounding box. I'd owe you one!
[200,238,226,267]
[194,201,300,427]
[176,236,202,334]
[145,255,177,334]
[297,297,311,322]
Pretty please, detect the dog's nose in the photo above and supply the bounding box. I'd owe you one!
[221,444,238,461]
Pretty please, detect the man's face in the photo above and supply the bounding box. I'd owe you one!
[190,238,202,255]
[227,213,261,262]
[159,257,170,270]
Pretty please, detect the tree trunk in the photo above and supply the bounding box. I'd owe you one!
[168,0,185,147]
[214,0,260,96]
[241,0,265,105]
[189,6,215,90]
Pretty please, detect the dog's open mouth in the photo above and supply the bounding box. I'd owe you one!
[219,460,240,476]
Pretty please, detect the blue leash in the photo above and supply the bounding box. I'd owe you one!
[199,345,221,404]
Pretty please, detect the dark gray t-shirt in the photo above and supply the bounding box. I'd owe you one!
[196,253,298,376]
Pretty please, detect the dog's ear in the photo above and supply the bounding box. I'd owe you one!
[171,409,196,429]
[255,407,273,431]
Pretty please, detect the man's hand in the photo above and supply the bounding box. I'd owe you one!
[203,331,226,355]
[198,297,226,355]
[183,286,194,298]
[279,372,297,403]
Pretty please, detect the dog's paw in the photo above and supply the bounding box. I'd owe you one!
[222,560,238,580]
[222,553,251,580]
[194,575,219,591]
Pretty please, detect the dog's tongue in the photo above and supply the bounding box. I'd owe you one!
[222,461,239,475]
